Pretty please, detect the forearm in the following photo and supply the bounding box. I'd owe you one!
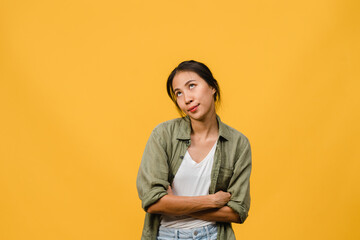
[147,194,217,216]
[188,206,241,223]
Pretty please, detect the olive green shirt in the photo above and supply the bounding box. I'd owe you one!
[136,114,252,240]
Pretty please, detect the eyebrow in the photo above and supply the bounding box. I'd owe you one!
[173,79,196,92]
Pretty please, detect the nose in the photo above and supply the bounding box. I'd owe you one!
[183,91,193,104]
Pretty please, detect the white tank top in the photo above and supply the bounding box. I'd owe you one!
[160,140,218,229]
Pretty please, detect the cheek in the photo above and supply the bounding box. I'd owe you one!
[176,99,185,109]
[201,89,215,104]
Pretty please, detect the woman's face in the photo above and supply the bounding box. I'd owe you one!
[172,71,216,121]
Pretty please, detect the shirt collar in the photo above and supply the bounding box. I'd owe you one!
[176,114,231,141]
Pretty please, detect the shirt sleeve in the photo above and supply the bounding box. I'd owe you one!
[136,128,170,212]
[226,137,252,223]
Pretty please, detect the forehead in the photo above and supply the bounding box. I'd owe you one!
[172,71,203,89]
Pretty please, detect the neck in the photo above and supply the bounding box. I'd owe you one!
[189,111,219,141]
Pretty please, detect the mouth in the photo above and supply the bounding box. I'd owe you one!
[188,104,200,112]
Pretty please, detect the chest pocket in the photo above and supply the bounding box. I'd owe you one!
[216,166,233,191]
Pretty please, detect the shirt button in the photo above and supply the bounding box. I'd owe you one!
[194,230,198,235]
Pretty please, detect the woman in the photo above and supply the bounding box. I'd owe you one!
[136,60,252,240]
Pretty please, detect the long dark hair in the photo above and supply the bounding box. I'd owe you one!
[166,60,221,116]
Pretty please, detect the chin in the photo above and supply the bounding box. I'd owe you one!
[189,113,206,121]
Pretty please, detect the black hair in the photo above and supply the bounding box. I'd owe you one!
[166,60,221,117]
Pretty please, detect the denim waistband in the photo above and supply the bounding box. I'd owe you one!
[158,224,217,239]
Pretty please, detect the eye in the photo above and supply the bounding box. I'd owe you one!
[175,91,182,97]
[189,83,195,89]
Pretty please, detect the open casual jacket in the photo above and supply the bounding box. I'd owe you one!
[136,114,252,240]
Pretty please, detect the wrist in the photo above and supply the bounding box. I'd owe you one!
[208,194,218,208]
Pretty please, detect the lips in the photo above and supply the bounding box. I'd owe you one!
[188,104,200,112]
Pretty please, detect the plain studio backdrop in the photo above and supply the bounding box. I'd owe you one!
[0,0,359,239]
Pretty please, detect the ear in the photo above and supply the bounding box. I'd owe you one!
[211,87,216,95]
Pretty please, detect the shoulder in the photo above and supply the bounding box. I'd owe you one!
[219,120,251,157]
[154,117,184,129]
[219,121,252,166]
[220,120,250,145]
[153,117,184,131]
[150,117,186,139]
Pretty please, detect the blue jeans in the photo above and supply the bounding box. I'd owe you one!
[157,224,218,240]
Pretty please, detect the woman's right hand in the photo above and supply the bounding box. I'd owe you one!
[212,191,231,208]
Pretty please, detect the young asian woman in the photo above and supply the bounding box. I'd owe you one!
[136,60,252,240]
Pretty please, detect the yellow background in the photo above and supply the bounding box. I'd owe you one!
[1,0,359,239]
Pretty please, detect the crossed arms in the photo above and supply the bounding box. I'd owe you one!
[137,128,252,224]
[147,186,241,223]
